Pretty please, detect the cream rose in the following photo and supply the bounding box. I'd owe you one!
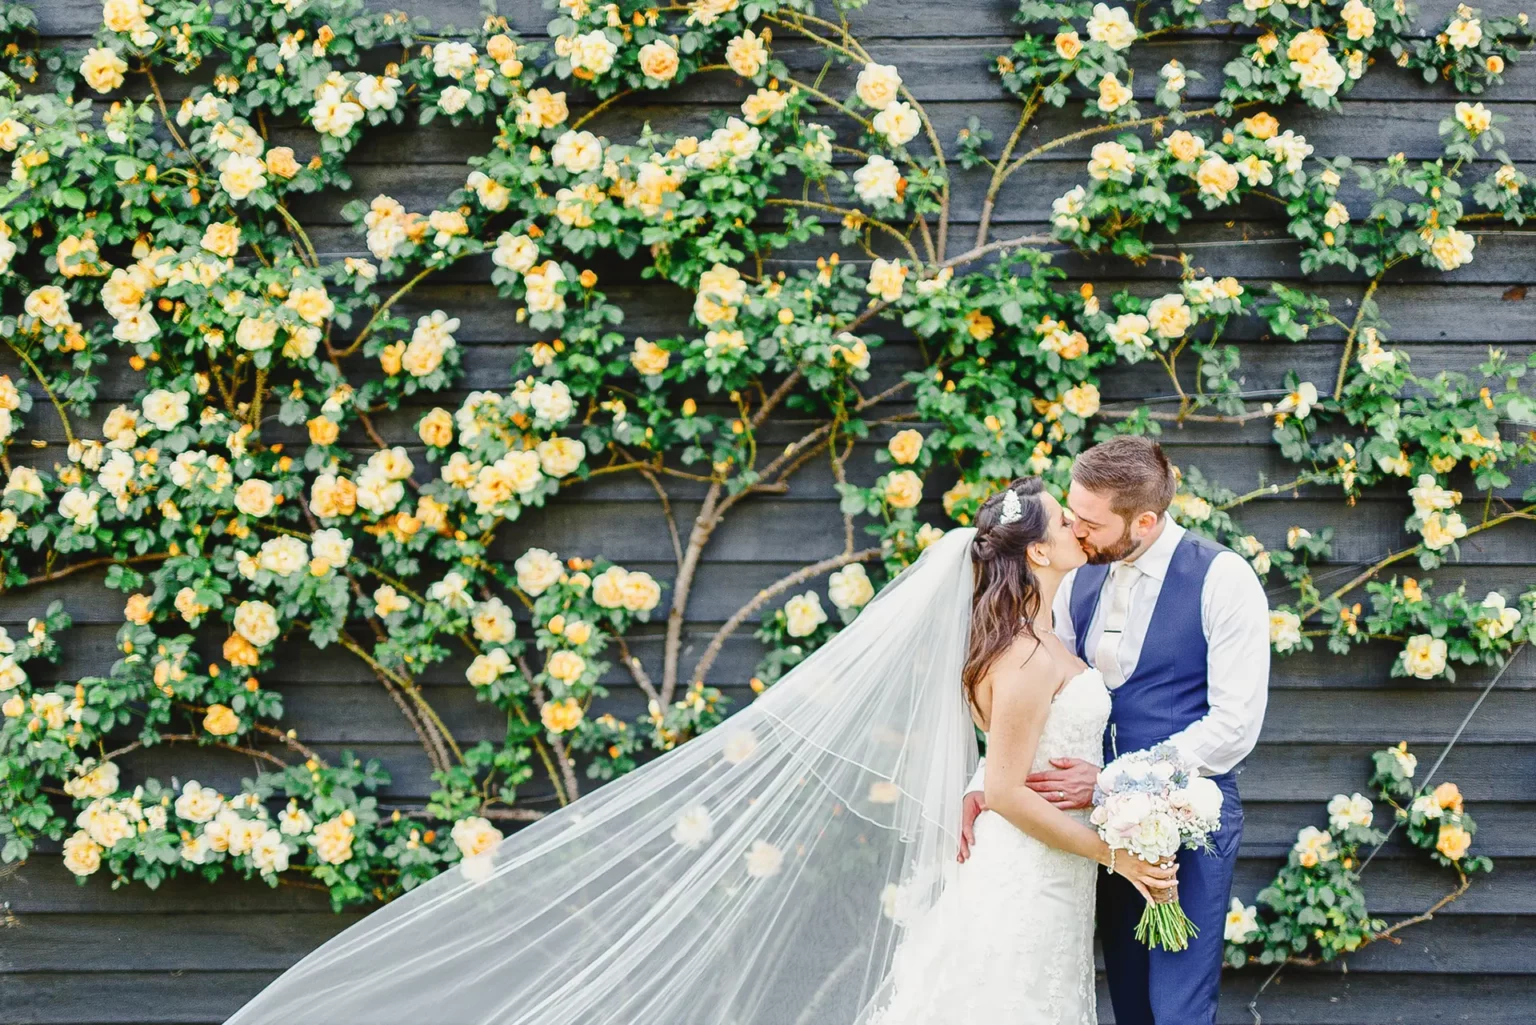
[855,62,902,110]
[233,600,280,648]
[783,591,828,637]
[1269,610,1303,653]
[63,831,103,876]
[234,478,276,517]
[638,40,679,81]
[827,563,875,610]
[451,816,504,859]
[1401,634,1448,679]
[516,548,565,596]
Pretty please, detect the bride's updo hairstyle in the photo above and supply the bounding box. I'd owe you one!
[962,477,1050,710]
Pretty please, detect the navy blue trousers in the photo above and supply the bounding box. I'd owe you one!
[1097,774,1243,1025]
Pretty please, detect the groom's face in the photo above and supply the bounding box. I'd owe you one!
[1065,482,1138,564]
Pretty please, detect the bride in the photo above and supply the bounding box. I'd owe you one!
[225,477,1174,1025]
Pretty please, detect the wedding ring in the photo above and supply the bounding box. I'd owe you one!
[1057,791,1066,801]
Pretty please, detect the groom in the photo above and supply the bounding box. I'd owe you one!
[960,436,1270,1025]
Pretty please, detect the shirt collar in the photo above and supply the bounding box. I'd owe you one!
[1121,517,1185,583]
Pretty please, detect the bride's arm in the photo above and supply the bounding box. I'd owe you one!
[981,645,1177,901]
[980,648,1111,866]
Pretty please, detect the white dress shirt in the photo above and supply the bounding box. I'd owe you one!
[1054,519,1270,775]
[965,520,1270,794]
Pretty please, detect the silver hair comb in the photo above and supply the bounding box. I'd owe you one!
[999,488,1023,525]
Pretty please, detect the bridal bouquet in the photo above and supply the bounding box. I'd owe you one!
[1090,743,1224,951]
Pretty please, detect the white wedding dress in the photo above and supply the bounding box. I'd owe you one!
[866,667,1112,1025]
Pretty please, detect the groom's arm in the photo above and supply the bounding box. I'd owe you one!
[1168,550,1271,775]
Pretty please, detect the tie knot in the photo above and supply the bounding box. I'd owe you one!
[1111,560,1140,585]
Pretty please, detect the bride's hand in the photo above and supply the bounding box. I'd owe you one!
[1116,856,1178,905]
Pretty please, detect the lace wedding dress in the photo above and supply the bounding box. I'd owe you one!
[865,667,1111,1025]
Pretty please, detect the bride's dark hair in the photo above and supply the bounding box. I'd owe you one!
[962,477,1051,711]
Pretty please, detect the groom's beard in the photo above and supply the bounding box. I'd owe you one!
[1081,524,1135,564]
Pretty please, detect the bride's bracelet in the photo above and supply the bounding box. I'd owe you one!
[1106,848,1116,875]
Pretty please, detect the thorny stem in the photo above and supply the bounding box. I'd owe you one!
[690,548,882,688]
[7,336,75,446]
[1333,275,1382,400]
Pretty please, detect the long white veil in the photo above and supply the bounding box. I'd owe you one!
[225,528,980,1025]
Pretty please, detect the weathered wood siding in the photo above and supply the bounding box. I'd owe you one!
[2,1,1534,1023]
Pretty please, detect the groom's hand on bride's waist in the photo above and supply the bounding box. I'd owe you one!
[1026,758,1096,810]
[957,790,987,863]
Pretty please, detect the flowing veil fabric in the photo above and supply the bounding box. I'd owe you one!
[225,528,980,1025]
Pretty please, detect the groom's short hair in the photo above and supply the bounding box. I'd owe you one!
[1072,436,1176,519]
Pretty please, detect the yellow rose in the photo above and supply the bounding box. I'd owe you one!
[1241,112,1280,140]
[1096,74,1133,113]
[1170,491,1213,523]
[638,40,679,81]
[725,31,768,77]
[547,650,587,683]
[563,620,592,645]
[1433,781,1465,812]
[1055,31,1082,60]
[307,416,340,446]
[1340,0,1377,40]
[884,469,923,509]
[310,473,357,518]
[1286,29,1329,64]
[887,429,924,466]
[0,117,29,152]
[81,47,128,93]
[203,704,241,736]
[1147,294,1192,339]
[310,816,355,865]
[541,697,584,733]
[224,632,260,668]
[631,337,670,375]
[1195,155,1239,201]
[537,437,585,478]
[124,593,154,625]
[218,153,268,201]
[591,566,628,608]
[201,222,242,258]
[1166,130,1206,163]
[265,146,301,179]
[866,258,906,302]
[1420,510,1467,550]
[520,88,569,130]
[411,407,452,448]
[1061,383,1101,418]
[1435,823,1472,860]
[1455,101,1492,135]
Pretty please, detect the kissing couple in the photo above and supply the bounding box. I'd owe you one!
[224,436,1270,1025]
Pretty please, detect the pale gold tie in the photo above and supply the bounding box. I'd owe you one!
[1094,561,1140,690]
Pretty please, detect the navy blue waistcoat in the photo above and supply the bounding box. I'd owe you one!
[1069,531,1230,773]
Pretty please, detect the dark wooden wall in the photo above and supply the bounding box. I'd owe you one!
[2,2,1534,1023]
